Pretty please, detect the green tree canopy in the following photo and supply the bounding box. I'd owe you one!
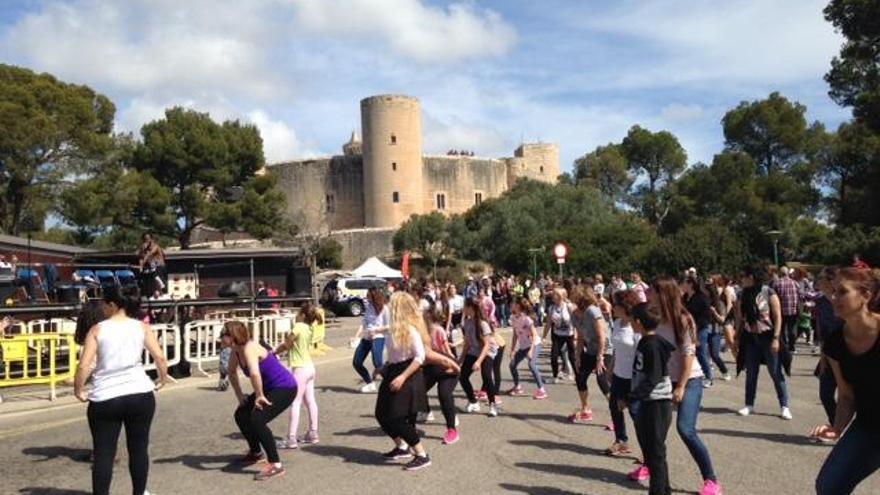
[621,125,687,227]
[0,64,115,235]
[824,0,880,131]
[572,143,632,206]
[132,107,285,248]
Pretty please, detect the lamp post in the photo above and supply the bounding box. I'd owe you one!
[527,247,543,282]
[766,230,783,267]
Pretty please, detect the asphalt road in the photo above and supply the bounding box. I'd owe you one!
[1,317,877,495]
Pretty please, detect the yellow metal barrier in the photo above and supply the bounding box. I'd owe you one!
[0,333,78,402]
[311,308,332,356]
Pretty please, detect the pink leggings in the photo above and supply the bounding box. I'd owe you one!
[287,365,318,439]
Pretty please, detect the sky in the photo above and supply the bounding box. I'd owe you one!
[0,0,852,170]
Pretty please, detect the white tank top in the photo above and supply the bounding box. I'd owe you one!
[89,318,155,402]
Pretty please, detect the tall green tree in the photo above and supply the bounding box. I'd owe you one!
[824,0,880,132]
[0,64,115,235]
[721,92,817,175]
[817,121,880,225]
[621,125,687,227]
[132,107,285,248]
[573,143,632,206]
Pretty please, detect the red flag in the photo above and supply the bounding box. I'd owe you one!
[402,251,411,280]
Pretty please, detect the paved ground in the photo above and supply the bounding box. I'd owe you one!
[1,317,877,495]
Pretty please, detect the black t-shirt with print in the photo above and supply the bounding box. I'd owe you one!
[824,328,880,434]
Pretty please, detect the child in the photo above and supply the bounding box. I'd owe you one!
[274,303,321,449]
[628,303,675,495]
[460,298,499,417]
[218,332,232,391]
[422,309,462,444]
[508,298,547,399]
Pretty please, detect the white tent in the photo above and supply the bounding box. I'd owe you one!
[351,257,402,279]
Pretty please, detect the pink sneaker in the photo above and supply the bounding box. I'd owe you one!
[569,410,594,423]
[494,396,504,405]
[508,385,525,396]
[628,464,650,482]
[532,388,548,400]
[701,480,723,495]
[443,428,460,445]
[476,390,488,401]
[605,422,615,432]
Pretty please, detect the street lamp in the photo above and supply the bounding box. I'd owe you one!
[766,230,783,267]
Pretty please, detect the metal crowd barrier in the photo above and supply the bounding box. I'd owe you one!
[0,333,78,401]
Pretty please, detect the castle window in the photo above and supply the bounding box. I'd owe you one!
[474,192,483,205]
[392,191,399,203]
[540,166,544,173]
[436,193,446,210]
[392,162,397,171]
[390,134,397,145]
[325,194,335,213]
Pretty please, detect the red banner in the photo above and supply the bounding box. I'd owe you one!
[401,251,411,280]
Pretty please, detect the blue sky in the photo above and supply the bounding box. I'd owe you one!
[0,0,851,170]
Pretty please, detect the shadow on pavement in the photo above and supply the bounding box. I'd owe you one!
[509,439,608,458]
[701,428,815,446]
[515,461,640,491]
[317,385,362,394]
[154,453,259,475]
[498,482,581,494]
[20,488,91,495]
[332,426,386,438]
[699,406,777,418]
[299,444,397,467]
[22,446,91,463]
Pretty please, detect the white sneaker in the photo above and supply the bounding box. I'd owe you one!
[416,411,435,423]
[781,407,793,420]
[466,402,480,413]
[360,382,377,393]
[721,373,732,381]
[488,404,498,417]
[454,415,460,427]
[737,406,754,416]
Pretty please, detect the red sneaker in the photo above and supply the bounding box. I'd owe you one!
[628,464,650,482]
[532,388,548,400]
[443,428,460,445]
[569,410,594,423]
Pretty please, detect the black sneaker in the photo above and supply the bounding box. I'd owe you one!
[403,455,432,471]
[382,447,413,461]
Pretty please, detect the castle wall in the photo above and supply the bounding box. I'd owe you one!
[270,155,364,233]
[422,156,509,215]
[329,227,397,268]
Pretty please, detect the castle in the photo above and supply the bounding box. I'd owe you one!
[269,94,560,233]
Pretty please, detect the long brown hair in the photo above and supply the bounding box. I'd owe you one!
[367,287,386,313]
[652,276,696,346]
[299,302,323,325]
[836,268,880,313]
[464,297,490,345]
[224,320,251,346]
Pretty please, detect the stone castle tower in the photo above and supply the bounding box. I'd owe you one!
[361,95,423,228]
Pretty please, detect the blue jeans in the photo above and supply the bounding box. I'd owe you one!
[816,419,880,495]
[609,375,639,444]
[675,378,716,482]
[352,338,384,384]
[743,332,789,408]
[509,345,544,389]
[708,331,728,375]
[696,326,713,381]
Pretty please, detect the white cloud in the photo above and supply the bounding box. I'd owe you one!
[247,110,316,163]
[290,0,517,62]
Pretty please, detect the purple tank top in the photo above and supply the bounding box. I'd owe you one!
[242,351,296,391]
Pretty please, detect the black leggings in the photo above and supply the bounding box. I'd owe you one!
[481,346,506,397]
[550,334,576,378]
[460,354,495,404]
[87,392,156,495]
[234,388,296,463]
[424,365,458,429]
[377,412,419,447]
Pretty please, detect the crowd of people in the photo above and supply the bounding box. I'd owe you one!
[69,259,880,495]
